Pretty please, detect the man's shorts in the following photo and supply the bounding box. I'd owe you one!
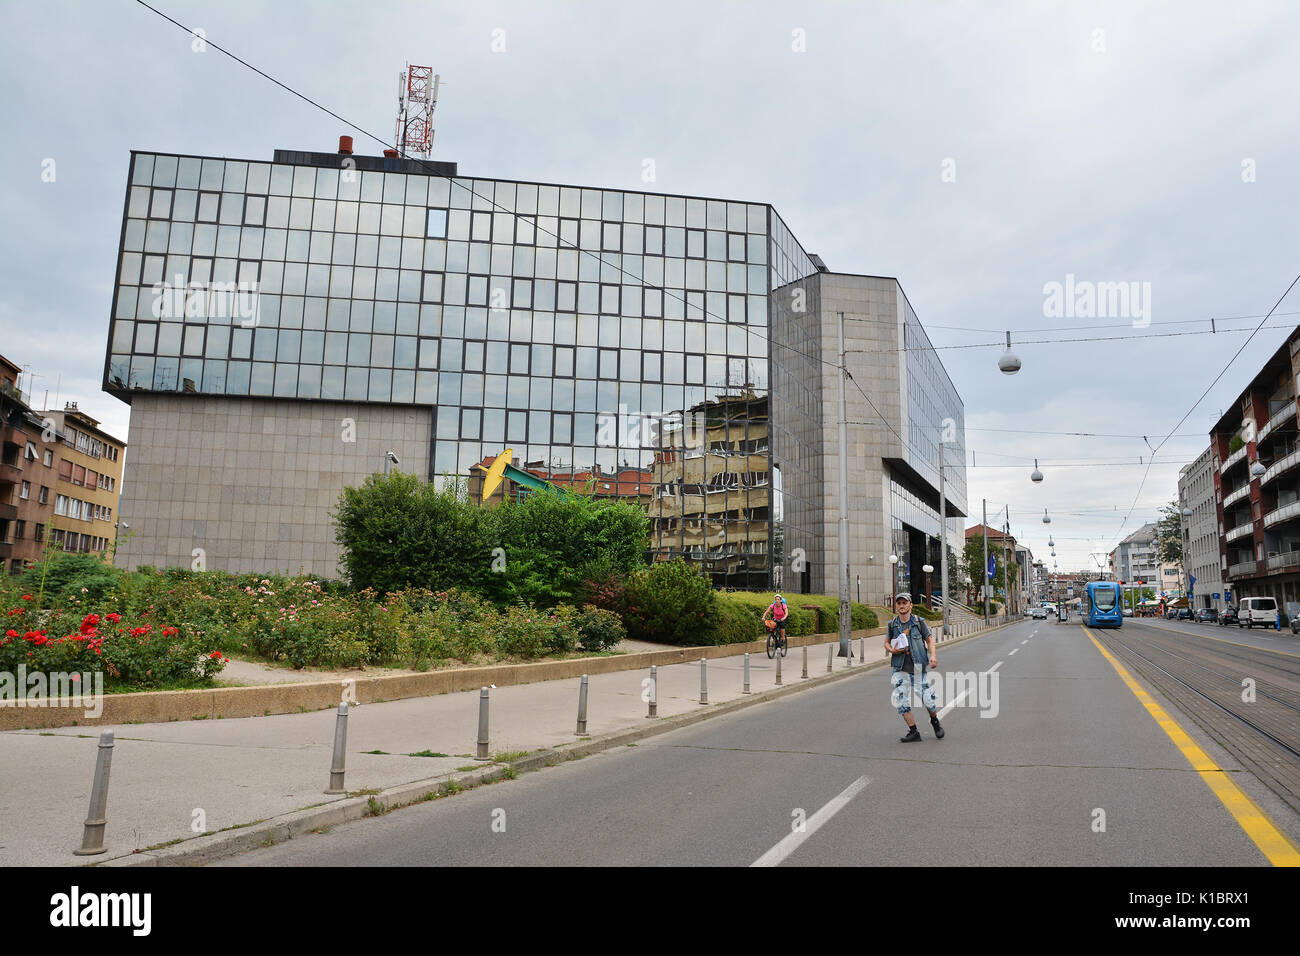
[890,668,937,715]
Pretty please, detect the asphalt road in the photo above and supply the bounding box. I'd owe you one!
[217,617,1299,866]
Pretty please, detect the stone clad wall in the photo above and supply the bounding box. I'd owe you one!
[115,395,431,577]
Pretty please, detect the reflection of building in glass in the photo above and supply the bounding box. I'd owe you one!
[106,145,964,587]
[649,390,771,588]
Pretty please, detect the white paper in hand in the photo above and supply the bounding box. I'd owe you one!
[890,633,909,651]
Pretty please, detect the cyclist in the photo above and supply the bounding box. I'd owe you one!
[763,593,790,649]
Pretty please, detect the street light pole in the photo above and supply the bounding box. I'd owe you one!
[982,499,990,626]
[835,312,851,659]
[939,440,950,637]
[1000,505,1012,621]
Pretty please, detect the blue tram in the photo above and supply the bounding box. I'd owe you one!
[1083,581,1123,628]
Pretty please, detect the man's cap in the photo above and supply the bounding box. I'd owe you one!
[894,593,912,604]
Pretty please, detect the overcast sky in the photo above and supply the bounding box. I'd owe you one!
[3,0,1298,573]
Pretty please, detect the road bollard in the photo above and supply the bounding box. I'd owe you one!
[776,648,783,685]
[576,674,589,735]
[827,644,833,672]
[648,665,658,717]
[743,654,751,694]
[325,702,349,793]
[699,657,708,704]
[475,687,491,760]
[802,645,809,679]
[859,637,865,662]
[73,731,115,855]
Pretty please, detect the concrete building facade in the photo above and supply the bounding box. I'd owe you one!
[1179,446,1223,610]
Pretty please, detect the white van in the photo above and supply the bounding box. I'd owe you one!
[1237,596,1278,628]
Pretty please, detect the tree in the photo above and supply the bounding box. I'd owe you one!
[962,536,1013,603]
[1156,500,1184,566]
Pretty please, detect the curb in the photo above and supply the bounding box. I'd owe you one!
[100,616,1022,867]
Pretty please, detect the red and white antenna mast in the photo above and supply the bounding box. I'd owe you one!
[395,64,440,159]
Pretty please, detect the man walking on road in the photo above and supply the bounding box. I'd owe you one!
[884,593,944,742]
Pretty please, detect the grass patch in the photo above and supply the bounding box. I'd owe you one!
[408,749,448,758]
[346,788,381,797]
[364,796,390,817]
[218,818,267,833]
[361,749,390,755]
[456,764,478,772]
[138,837,184,852]
[493,749,528,763]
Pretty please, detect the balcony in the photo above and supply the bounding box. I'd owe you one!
[1257,402,1297,443]
[1224,522,1254,543]
[1262,447,1300,486]
[1264,499,1300,529]
[1267,549,1300,571]
[1228,559,1257,577]
[1222,484,1250,508]
[1221,444,1248,474]
[0,502,16,521]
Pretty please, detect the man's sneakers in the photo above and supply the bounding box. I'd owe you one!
[900,718,945,742]
[930,715,946,739]
[900,725,922,743]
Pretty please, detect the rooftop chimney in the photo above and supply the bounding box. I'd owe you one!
[383,148,399,158]
[338,135,353,155]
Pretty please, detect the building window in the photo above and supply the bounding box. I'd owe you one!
[38,486,48,504]
[34,523,44,543]
[55,494,68,516]
[43,449,52,466]
[19,481,29,499]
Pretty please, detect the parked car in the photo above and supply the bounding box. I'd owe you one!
[1195,608,1218,624]
[1238,596,1279,628]
[1122,607,1133,617]
[1288,603,1300,634]
[1177,608,1195,620]
[1218,607,1238,626]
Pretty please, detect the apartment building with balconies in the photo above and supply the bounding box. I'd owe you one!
[0,355,58,574]
[40,403,126,559]
[1210,327,1300,608]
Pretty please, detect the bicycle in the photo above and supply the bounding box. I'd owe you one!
[765,619,789,659]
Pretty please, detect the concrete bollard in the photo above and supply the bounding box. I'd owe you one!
[802,645,809,679]
[576,674,589,735]
[699,657,708,705]
[827,644,833,673]
[743,654,751,694]
[475,687,491,760]
[776,648,783,685]
[73,731,115,856]
[326,702,349,793]
[648,665,658,717]
[859,637,865,662]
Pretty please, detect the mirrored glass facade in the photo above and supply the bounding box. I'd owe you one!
[105,150,831,588]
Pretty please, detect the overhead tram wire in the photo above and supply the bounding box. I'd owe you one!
[1101,270,1300,552]
[130,1,1300,390]
[132,0,857,384]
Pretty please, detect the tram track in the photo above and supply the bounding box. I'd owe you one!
[1092,621,1300,812]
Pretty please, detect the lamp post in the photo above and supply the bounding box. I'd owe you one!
[923,564,934,608]
[889,553,899,606]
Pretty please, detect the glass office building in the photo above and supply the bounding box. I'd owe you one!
[105,147,963,591]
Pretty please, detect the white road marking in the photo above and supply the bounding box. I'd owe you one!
[751,774,871,867]
[938,686,970,719]
[1009,648,1019,656]
[990,661,1003,672]
[1020,639,1029,645]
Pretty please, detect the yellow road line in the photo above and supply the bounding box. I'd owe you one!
[1084,626,1300,866]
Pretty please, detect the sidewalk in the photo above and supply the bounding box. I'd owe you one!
[0,622,1003,866]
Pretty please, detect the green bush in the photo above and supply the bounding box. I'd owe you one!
[621,559,719,646]
[574,605,626,652]
[334,472,649,608]
[19,553,123,604]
